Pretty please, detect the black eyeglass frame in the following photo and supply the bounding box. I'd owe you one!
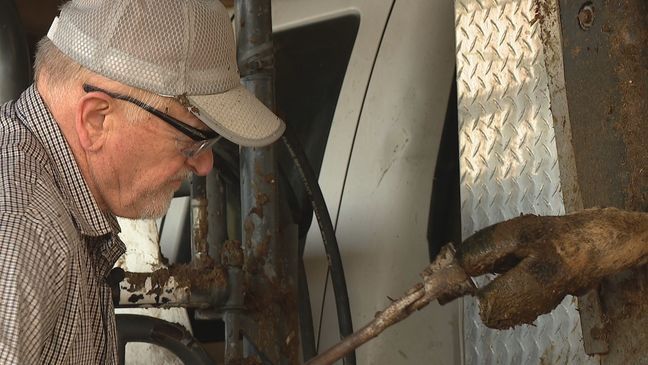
[82,83,219,142]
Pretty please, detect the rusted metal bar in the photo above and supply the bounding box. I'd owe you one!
[222,240,245,363]
[305,244,476,365]
[194,169,229,319]
[112,263,228,308]
[235,0,298,364]
[191,175,209,260]
[558,0,648,360]
[206,168,227,262]
[534,1,609,355]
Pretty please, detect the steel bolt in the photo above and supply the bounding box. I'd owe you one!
[578,3,595,30]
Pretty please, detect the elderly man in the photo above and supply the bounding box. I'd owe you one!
[0,0,283,363]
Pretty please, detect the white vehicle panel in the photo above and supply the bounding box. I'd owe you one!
[287,0,459,363]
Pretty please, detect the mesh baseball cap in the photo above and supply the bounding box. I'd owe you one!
[47,0,285,147]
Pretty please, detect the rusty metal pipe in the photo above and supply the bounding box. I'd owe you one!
[235,0,298,364]
[222,240,245,362]
[111,266,229,308]
[206,169,227,261]
[191,175,209,260]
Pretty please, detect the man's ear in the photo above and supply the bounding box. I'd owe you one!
[76,93,113,151]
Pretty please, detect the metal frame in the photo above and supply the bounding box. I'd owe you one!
[114,3,356,365]
[455,0,605,363]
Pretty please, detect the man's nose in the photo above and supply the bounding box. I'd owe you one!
[186,149,214,176]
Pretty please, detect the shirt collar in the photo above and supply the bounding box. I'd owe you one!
[15,84,121,239]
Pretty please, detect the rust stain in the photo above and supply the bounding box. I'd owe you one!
[256,192,269,206]
[192,197,209,255]
[249,192,270,218]
[122,260,227,295]
[244,218,255,237]
[123,272,149,292]
[243,217,255,259]
[255,234,271,259]
[169,258,227,291]
[253,161,276,185]
[599,265,648,363]
[242,243,299,364]
[608,0,648,211]
[263,173,276,185]
[221,240,244,267]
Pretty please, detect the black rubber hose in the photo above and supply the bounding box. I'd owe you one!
[115,314,215,365]
[298,258,317,360]
[281,127,356,365]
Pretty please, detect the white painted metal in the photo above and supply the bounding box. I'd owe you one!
[329,1,457,362]
[454,0,598,364]
[274,0,395,359]
[116,219,164,271]
[115,218,192,365]
[159,196,191,264]
[274,0,460,363]
[117,276,190,306]
[273,0,395,223]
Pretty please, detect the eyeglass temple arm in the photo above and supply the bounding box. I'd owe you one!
[82,84,219,141]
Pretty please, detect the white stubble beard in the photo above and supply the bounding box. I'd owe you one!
[138,170,192,219]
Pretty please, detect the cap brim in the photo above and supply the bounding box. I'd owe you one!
[187,85,285,147]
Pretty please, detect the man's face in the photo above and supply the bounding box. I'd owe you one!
[87,94,214,219]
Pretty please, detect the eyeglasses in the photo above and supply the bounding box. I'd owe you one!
[82,84,221,158]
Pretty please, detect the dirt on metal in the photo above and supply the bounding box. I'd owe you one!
[221,240,244,267]
[122,268,172,294]
[169,257,227,290]
[123,259,226,291]
[606,0,648,211]
[249,192,269,218]
[599,265,648,363]
[241,214,299,364]
[242,233,299,364]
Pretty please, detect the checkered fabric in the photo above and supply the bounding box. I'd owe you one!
[0,85,126,364]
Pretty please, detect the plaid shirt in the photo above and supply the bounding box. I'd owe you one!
[0,85,126,364]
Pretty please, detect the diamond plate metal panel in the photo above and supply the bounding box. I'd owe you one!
[455,0,599,363]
